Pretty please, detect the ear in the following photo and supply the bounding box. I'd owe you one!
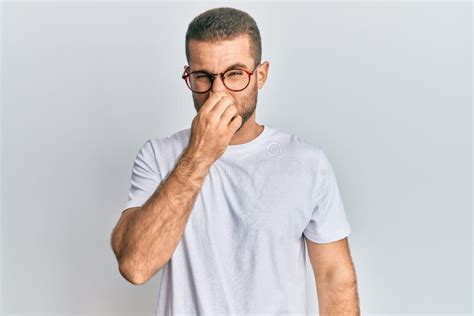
[256,61,270,89]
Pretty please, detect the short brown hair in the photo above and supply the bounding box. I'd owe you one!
[185,7,262,68]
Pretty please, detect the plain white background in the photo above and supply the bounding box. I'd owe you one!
[1,1,472,315]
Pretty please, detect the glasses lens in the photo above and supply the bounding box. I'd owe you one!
[188,72,212,92]
[223,69,250,91]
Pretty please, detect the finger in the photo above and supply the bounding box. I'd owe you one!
[220,103,238,125]
[209,96,234,119]
[227,114,243,133]
[200,92,228,114]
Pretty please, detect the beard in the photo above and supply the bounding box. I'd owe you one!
[192,80,258,132]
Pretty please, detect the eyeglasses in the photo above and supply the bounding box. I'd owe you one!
[182,63,260,93]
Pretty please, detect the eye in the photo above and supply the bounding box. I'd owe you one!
[227,70,243,76]
[193,73,211,80]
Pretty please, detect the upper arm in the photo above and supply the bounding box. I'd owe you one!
[303,149,352,243]
[305,236,355,281]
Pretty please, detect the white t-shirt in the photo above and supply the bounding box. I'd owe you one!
[123,124,352,315]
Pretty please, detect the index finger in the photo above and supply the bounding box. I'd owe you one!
[200,92,233,114]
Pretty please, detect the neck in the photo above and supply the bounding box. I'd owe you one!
[229,116,264,145]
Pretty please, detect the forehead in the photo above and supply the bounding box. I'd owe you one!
[188,34,254,72]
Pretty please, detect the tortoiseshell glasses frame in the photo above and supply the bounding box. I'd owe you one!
[181,63,261,93]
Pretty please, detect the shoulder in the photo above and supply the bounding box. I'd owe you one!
[269,126,326,158]
[142,127,191,152]
[163,127,192,146]
[136,128,192,169]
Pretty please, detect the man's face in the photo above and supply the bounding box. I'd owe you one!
[187,34,263,129]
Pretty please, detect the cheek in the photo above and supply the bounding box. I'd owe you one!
[193,93,207,104]
[230,92,248,104]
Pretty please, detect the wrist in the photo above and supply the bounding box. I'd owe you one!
[178,147,214,174]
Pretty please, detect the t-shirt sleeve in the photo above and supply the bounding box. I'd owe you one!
[123,139,163,211]
[303,149,352,243]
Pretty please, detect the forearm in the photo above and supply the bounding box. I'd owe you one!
[316,270,360,315]
[118,146,213,284]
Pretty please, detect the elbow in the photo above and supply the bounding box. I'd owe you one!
[118,255,166,286]
[118,257,149,285]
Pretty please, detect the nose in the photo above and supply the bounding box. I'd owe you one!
[209,75,227,94]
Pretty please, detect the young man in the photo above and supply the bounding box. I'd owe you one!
[111,6,360,315]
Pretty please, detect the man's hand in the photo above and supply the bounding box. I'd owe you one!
[187,92,243,163]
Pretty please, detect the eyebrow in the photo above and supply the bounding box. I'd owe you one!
[191,63,250,73]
